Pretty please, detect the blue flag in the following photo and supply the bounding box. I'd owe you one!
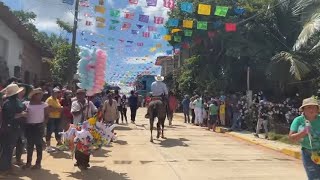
[181,2,193,13]
[168,18,179,27]
[62,0,74,5]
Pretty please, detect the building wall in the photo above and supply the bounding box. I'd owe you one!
[21,42,43,84]
[0,19,24,78]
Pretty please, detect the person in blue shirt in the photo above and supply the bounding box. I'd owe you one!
[128,90,138,124]
[181,95,190,123]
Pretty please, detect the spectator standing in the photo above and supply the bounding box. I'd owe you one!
[208,101,219,131]
[181,95,190,123]
[190,97,195,124]
[102,93,118,125]
[120,95,128,124]
[167,91,178,126]
[128,91,138,124]
[193,95,203,126]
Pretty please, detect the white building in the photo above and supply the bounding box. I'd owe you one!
[0,2,51,85]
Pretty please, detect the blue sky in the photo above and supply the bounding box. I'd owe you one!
[1,0,171,90]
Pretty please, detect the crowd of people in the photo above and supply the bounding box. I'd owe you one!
[0,78,140,176]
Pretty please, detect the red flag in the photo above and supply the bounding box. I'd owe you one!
[163,0,174,9]
[124,12,134,19]
[137,42,144,46]
[129,0,138,4]
[148,26,157,31]
[121,22,131,30]
[79,0,89,7]
[208,31,216,38]
[225,23,237,32]
[143,32,150,38]
[154,16,164,24]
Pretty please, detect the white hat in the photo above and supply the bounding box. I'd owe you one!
[155,75,164,81]
[299,97,320,111]
[52,87,61,93]
[28,88,43,99]
[2,84,24,98]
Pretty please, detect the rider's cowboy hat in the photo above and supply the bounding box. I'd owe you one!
[155,75,164,81]
[299,97,320,111]
[28,88,43,99]
[1,83,24,98]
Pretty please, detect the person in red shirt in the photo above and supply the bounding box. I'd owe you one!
[60,90,73,131]
[168,91,178,126]
[145,93,152,107]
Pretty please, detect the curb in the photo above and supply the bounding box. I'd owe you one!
[175,113,301,160]
[226,131,301,160]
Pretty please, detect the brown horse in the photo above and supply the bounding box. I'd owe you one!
[148,99,167,142]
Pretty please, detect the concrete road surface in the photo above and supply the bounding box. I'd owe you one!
[13,108,306,180]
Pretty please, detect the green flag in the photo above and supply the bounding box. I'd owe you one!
[109,25,116,30]
[110,9,120,17]
[174,36,181,42]
[197,21,207,30]
[214,6,228,17]
[111,19,120,24]
[184,30,193,36]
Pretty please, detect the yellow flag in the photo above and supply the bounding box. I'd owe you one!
[163,35,172,41]
[171,28,182,33]
[97,22,106,28]
[96,17,106,23]
[95,5,106,14]
[183,20,193,28]
[198,4,211,15]
[150,47,157,52]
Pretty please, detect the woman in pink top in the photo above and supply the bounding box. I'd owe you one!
[168,91,178,126]
[22,88,48,169]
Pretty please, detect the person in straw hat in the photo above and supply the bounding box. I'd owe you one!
[289,97,320,178]
[0,84,27,176]
[22,88,48,170]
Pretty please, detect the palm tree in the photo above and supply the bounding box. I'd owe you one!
[270,0,320,80]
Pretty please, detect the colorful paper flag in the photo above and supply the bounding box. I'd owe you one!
[84,13,91,17]
[150,47,157,52]
[124,12,134,19]
[108,37,115,41]
[174,36,181,42]
[213,21,222,28]
[183,20,193,28]
[208,31,216,38]
[154,16,164,24]
[153,33,161,39]
[171,28,181,33]
[197,21,207,30]
[198,4,211,15]
[143,32,150,38]
[62,0,74,5]
[97,22,106,28]
[214,6,229,17]
[139,14,149,23]
[121,22,131,30]
[234,7,245,15]
[156,43,162,48]
[129,0,138,4]
[136,24,144,29]
[85,21,92,26]
[184,30,192,36]
[180,2,193,13]
[146,0,157,6]
[166,50,172,55]
[182,42,190,49]
[163,0,174,9]
[225,23,237,32]
[137,42,144,46]
[96,17,105,23]
[79,0,89,7]
[127,40,134,43]
[96,0,104,5]
[111,19,120,24]
[168,18,179,27]
[148,26,157,31]
[109,25,116,30]
[110,9,121,17]
[132,30,139,34]
[95,6,106,14]
[163,35,172,41]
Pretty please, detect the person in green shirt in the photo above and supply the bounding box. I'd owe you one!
[208,101,219,131]
[289,97,320,179]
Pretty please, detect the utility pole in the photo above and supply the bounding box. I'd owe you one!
[70,0,79,84]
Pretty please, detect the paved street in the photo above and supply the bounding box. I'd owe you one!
[14,108,306,180]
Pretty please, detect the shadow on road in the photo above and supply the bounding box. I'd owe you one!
[15,167,60,180]
[65,166,130,180]
[158,138,189,148]
[114,126,132,131]
[114,140,128,145]
[92,148,111,157]
[49,151,72,159]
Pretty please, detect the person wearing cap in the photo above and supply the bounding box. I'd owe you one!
[45,87,63,151]
[22,88,48,169]
[71,89,97,125]
[0,84,27,175]
[289,97,320,179]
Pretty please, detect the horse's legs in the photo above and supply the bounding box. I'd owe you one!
[156,121,161,139]
[150,118,154,142]
[161,118,165,139]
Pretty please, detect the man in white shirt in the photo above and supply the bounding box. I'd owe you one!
[151,75,168,97]
[71,89,97,125]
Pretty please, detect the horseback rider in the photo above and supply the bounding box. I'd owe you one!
[145,75,168,118]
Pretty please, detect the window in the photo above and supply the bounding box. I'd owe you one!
[0,37,7,62]
[14,66,21,78]
[24,71,30,84]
